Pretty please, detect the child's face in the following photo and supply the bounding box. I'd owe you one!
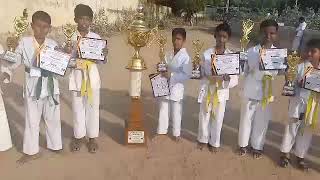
[260,26,278,45]
[215,31,229,47]
[172,34,185,51]
[31,20,51,40]
[75,16,92,32]
[307,47,320,63]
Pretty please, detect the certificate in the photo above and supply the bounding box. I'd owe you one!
[78,37,107,61]
[149,73,170,97]
[212,53,240,75]
[39,47,71,76]
[304,68,320,93]
[260,48,287,70]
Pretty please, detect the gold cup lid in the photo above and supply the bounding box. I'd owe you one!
[128,4,149,32]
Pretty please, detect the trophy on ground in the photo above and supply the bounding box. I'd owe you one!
[3,9,29,63]
[191,40,204,79]
[282,51,301,96]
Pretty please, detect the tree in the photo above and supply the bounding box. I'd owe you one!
[175,0,206,25]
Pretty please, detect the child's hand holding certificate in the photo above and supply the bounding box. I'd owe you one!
[39,47,71,76]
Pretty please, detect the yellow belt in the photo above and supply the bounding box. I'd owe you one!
[261,75,273,109]
[206,79,222,119]
[305,92,319,130]
[77,59,94,104]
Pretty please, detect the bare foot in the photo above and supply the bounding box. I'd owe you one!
[297,157,309,172]
[16,153,41,165]
[279,153,290,168]
[87,138,99,153]
[70,137,86,152]
[252,149,263,159]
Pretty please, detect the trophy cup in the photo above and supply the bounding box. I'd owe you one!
[282,51,301,96]
[125,4,157,146]
[239,19,254,71]
[191,40,204,79]
[156,33,167,72]
[62,23,76,46]
[3,9,29,62]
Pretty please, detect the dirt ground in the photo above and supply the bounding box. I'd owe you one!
[0,27,319,180]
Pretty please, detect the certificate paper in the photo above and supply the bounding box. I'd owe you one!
[149,73,170,97]
[261,48,287,70]
[39,47,71,76]
[304,68,320,93]
[78,37,107,61]
[212,53,240,75]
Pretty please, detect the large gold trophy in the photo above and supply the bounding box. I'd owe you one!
[156,33,167,72]
[282,51,301,96]
[239,19,254,71]
[191,40,204,79]
[3,9,29,62]
[125,4,157,145]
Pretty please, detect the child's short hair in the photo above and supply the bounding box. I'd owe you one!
[172,28,186,40]
[306,39,320,49]
[74,4,93,19]
[260,19,279,31]
[32,11,51,25]
[299,17,305,22]
[214,23,232,37]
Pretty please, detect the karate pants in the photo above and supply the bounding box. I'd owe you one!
[24,95,62,155]
[72,89,100,139]
[157,99,182,137]
[198,100,226,147]
[238,98,271,150]
[0,93,12,151]
[292,36,302,51]
[280,119,313,158]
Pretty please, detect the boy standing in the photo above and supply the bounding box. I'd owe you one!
[197,23,238,152]
[2,11,62,163]
[65,4,107,153]
[238,19,280,158]
[279,39,320,171]
[157,28,192,141]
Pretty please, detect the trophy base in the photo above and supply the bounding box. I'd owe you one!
[2,50,20,63]
[191,70,201,79]
[125,98,147,146]
[282,86,295,96]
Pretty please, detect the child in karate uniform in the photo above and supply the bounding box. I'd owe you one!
[2,11,62,164]
[157,28,192,141]
[65,4,108,153]
[197,23,238,152]
[279,39,320,171]
[238,19,280,158]
[0,44,12,152]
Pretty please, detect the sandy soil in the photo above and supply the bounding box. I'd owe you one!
[0,27,319,180]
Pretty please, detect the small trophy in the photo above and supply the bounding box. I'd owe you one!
[62,23,76,46]
[240,19,254,71]
[3,9,29,63]
[156,33,167,72]
[191,40,204,79]
[282,51,301,96]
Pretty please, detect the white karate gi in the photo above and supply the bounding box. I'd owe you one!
[0,45,12,152]
[2,37,62,155]
[69,31,102,139]
[197,48,238,147]
[292,22,307,51]
[157,48,192,137]
[280,61,314,158]
[238,45,278,151]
